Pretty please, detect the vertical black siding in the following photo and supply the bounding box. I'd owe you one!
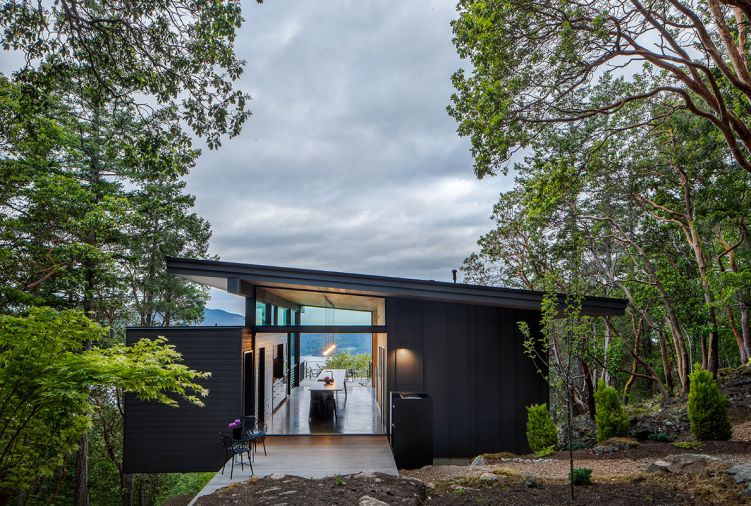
[386,298,548,458]
[123,327,243,473]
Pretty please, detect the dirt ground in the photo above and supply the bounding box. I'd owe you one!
[193,473,426,505]
[193,462,750,505]
[194,397,751,505]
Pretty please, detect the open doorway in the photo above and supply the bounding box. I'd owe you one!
[249,288,387,435]
[269,331,387,435]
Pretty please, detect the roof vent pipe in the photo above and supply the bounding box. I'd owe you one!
[452,269,457,284]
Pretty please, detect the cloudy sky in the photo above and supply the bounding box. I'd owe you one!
[193,1,514,313]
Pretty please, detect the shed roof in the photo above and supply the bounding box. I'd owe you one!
[166,257,627,316]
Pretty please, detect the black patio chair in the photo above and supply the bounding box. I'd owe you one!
[241,416,258,433]
[220,433,252,479]
[253,421,268,456]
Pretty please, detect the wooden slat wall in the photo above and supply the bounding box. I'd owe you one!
[386,298,548,458]
[124,327,243,473]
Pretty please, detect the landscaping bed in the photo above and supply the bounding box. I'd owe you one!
[193,473,426,505]
[193,463,750,505]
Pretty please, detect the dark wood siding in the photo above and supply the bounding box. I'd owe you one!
[123,327,243,473]
[386,298,548,458]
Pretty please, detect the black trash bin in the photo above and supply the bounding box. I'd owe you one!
[390,392,433,469]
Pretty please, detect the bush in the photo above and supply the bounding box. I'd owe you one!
[568,440,586,451]
[647,432,675,443]
[594,380,629,442]
[687,366,732,441]
[673,441,701,450]
[570,467,592,486]
[526,403,558,455]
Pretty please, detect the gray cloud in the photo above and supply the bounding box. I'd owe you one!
[207,2,515,310]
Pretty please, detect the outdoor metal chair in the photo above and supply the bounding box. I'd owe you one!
[253,421,268,456]
[220,433,252,479]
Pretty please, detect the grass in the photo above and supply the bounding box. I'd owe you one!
[672,441,702,450]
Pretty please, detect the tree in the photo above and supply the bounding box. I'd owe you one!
[0,307,209,500]
[123,178,213,327]
[1,0,253,149]
[521,262,590,500]
[449,0,751,176]
[0,73,219,504]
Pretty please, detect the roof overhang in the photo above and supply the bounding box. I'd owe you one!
[166,257,628,316]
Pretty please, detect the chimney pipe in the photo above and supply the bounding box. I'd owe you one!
[452,269,457,284]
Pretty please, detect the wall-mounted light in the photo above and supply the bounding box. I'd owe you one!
[322,343,337,356]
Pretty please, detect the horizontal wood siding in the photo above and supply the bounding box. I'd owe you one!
[124,327,243,473]
[386,298,548,458]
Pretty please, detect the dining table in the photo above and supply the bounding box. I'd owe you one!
[302,368,348,419]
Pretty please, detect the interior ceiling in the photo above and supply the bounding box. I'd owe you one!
[261,287,384,312]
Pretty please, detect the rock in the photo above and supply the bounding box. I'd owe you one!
[592,437,639,455]
[646,459,671,473]
[479,472,499,482]
[629,408,689,440]
[646,453,718,474]
[358,496,389,506]
[728,462,751,484]
[559,415,597,449]
[268,473,286,480]
[469,455,486,466]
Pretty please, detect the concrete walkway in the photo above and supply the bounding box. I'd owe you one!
[190,435,398,503]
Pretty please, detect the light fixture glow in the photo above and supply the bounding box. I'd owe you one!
[322,343,337,356]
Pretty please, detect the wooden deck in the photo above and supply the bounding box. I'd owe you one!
[190,435,398,503]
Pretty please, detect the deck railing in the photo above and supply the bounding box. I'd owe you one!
[300,361,372,383]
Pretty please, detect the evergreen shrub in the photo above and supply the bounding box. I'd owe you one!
[525,403,558,456]
[594,379,629,442]
[687,366,731,441]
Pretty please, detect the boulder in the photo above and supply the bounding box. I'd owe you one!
[559,414,597,449]
[729,462,751,484]
[592,437,639,455]
[469,455,486,467]
[629,407,689,440]
[479,472,499,482]
[646,453,718,474]
[358,496,389,506]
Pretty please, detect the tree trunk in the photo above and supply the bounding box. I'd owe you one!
[123,473,134,506]
[581,361,596,420]
[726,307,748,364]
[741,300,751,363]
[74,432,89,506]
[655,327,675,392]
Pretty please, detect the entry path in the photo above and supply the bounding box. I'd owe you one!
[190,435,398,503]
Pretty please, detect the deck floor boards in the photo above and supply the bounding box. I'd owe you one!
[190,435,398,503]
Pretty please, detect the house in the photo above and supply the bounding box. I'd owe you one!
[123,257,627,473]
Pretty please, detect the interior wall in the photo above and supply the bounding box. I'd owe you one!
[371,300,387,420]
[254,332,287,428]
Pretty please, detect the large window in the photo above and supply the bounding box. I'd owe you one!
[255,301,268,325]
[299,307,371,325]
